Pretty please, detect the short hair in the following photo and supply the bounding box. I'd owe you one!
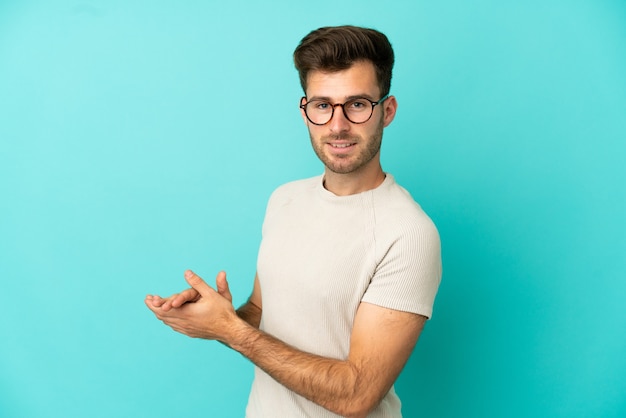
[293,25,394,97]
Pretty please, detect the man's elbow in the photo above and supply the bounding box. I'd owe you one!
[332,393,382,418]
[342,407,374,418]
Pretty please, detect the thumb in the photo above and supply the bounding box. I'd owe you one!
[215,271,233,302]
[184,270,215,297]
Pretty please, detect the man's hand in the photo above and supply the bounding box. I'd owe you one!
[146,287,200,312]
[144,270,237,341]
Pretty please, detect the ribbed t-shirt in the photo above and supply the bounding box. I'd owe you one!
[245,174,442,417]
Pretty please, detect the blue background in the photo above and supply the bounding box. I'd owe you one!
[1,1,625,417]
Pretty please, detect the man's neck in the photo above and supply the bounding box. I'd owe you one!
[323,166,386,196]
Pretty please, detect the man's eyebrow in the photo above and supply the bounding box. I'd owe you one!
[307,96,331,101]
[307,94,376,102]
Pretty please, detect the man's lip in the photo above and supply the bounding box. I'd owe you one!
[327,141,357,147]
[326,142,357,154]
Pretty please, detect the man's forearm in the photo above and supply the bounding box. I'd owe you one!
[226,320,376,418]
[236,299,262,329]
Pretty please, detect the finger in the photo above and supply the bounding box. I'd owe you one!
[145,296,174,317]
[145,301,176,321]
[146,294,165,307]
[162,288,197,311]
[172,288,201,307]
[161,298,174,312]
[184,270,215,297]
[144,298,160,314]
[215,271,233,302]
[158,293,182,311]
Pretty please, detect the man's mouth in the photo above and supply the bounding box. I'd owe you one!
[330,142,356,148]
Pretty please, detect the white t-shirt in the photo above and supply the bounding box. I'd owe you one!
[246,174,442,417]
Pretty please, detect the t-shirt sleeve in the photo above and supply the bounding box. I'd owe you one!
[361,215,442,318]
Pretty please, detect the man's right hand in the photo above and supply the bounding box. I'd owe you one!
[146,287,201,312]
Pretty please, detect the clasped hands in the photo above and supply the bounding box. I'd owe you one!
[145,270,238,342]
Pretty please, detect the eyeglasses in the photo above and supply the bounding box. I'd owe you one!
[299,95,389,125]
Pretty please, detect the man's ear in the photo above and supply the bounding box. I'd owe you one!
[299,96,309,125]
[382,95,398,128]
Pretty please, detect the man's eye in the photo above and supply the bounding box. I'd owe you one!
[348,100,368,110]
[315,102,330,110]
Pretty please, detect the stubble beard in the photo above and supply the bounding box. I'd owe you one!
[309,118,384,175]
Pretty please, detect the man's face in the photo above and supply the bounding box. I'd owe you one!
[301,61,397,176]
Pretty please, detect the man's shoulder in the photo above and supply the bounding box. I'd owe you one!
[263,175,321,212]
[271,175,321,197]
[378,176,425,214]
[376,176,439,236]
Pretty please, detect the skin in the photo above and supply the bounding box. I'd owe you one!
[145,61,426,418]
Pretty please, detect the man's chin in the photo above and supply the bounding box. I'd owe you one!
[324,160,358,175]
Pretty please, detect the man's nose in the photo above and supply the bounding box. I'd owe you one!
[328,104,351,133]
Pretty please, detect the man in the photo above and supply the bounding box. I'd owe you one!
[145,25,442,418]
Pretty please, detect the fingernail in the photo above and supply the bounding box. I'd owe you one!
[185,270,193,278]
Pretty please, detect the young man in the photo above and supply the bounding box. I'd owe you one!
[145,26,442,418]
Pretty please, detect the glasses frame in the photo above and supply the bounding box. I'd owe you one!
[299,94,390,126]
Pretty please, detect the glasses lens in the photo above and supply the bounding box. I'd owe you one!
[305,100,332,125]
[343,98,374,123]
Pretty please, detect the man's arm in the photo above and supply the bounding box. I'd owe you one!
[235,274,262,329]
[230,300,425,418]
[146,270,425,418]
